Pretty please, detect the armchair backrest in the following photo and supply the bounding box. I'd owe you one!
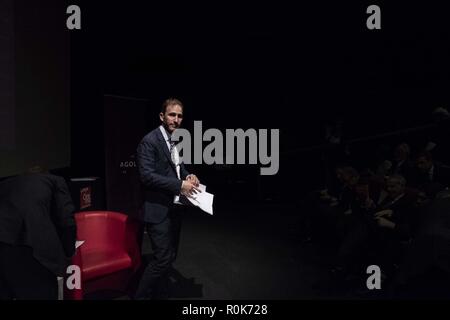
[75,211,128,253]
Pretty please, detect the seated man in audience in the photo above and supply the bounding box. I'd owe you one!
[334,174,417,283]
[310,166,361,244]
[426,107,450,164]
[369,175,418,243]
[376,143,414,180]
[410,151,450,198]
[390,189,450,297]
[319,166,360,210]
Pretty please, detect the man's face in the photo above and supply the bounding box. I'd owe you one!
[416,157,432,173]
[386,180,404,198]
[160,104,183,133]
[336,168,345,183]
[346,175,359,187]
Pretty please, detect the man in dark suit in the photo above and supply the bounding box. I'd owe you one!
[390,189,450,297]
[134,98,200,299]
[376,143,414,181]
[410,151,450,198]
[335,174,417,278]
[0,172,77,300]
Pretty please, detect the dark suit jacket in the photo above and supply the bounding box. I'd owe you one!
[410,163,450,197]
[396,195,450,283]
[137,127,190,223]
[392,159,414,180]
[378,193,418,240]
[0,173,76,276]
[355,191,418,241]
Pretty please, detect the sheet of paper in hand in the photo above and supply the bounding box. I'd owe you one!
[186,184,214,215]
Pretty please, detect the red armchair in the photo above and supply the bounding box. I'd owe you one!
[64,211,142,300]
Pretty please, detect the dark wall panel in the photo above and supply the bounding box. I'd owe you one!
[0,0,70,177]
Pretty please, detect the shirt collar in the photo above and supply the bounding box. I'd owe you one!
[159,125,172,142]
[159,126,174,152]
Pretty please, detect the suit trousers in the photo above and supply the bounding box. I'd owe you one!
[0,242,58,300]
[134,206,184,299]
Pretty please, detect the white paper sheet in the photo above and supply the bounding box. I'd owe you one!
[75,240,85,249]
[187,184,214,215]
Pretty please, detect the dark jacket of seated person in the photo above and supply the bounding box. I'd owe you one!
[360,175,418,241]
[410,152,450,198]
[0,173,77,277]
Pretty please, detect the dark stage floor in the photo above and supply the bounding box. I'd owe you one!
[86,202,450,300]
[87,203,366,300]
[165,203,324,300]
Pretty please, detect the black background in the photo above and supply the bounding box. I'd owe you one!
[69,1,450,203]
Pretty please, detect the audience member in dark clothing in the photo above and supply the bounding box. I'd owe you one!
[335,175,417,279]
[409,151,450,198]
[319,167,360,211]
[427,107,450,164]
[0,173,77,300]
[307,167,360,244]
[376,143,414,180]
[391,189,450,297]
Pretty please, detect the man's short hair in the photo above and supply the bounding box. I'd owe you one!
[396,143,410,155]
[161,98,184,114]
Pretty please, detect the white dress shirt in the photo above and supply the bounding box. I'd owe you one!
[159,125,182,204]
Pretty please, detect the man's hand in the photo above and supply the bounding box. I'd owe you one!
[375,217,396,229]
[181,180,200,197]
[186,174,200,187]
[374,209,393,219]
